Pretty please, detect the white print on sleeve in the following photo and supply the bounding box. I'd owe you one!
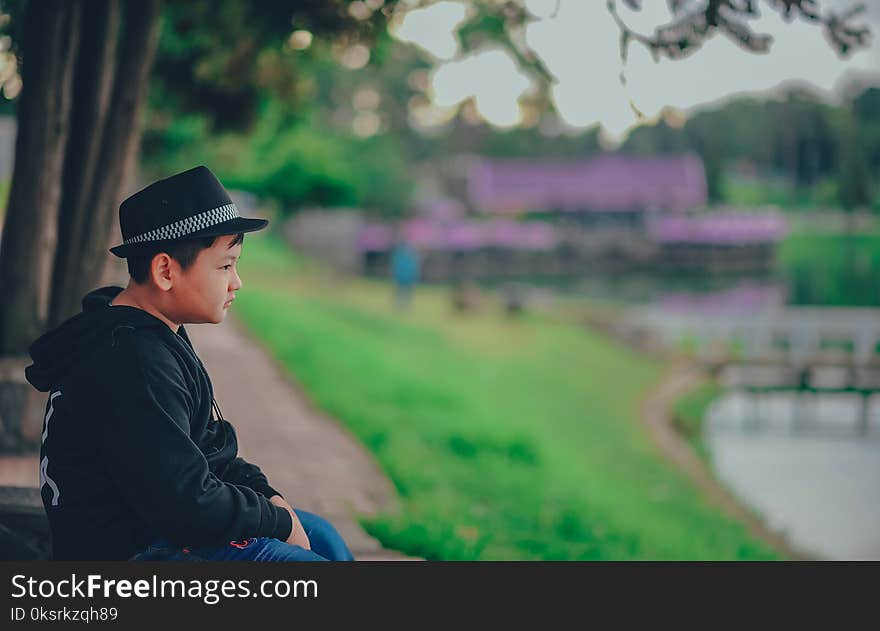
[39,390,62,506]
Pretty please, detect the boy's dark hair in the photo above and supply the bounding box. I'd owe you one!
[127,232,245,284]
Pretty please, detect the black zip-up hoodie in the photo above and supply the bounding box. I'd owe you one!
[25,285,293,560]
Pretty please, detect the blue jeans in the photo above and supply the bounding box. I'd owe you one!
[129,509,354,561]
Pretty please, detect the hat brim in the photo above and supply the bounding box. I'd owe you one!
[109,216,269,258]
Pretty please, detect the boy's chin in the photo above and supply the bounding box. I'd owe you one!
[196,310,226,325]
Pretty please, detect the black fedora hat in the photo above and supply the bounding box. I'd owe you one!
[109,165,268,258]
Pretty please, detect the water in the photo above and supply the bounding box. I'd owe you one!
[498,230,880,310]
[497,239,880,558]
[704,391,880,560]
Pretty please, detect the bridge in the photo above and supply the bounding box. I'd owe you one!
[621,306,880,435]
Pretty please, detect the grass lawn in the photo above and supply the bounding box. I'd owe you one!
[234,231,781,560]
[0,179,8,223]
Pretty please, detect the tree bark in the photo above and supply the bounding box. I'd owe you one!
[48,0,120,328]
[48,0,162,327]
[0,0,82,355]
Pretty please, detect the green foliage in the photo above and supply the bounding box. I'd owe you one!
[224,107,412,215]
[835,108,873,210]
[723,175,836,209]
[142,100,412,216]
[140,109,214,178]
[780,232,880,306]
[231,232,782,560]
[134,2,879,218]
[221,105,360,209]
[854,88,880,168]
[457,10,509,52]
[624,88,880,211]
[142,3,417,217]
[0,179,9,222]
[152,0,394,130]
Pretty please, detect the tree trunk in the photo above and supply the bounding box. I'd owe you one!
[48,0,162,328]
[0,0,82,355]
[48,0,121,328]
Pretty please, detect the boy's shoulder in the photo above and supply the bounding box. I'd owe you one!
[79,323,195,385]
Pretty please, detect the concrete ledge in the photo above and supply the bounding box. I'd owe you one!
[0,486,50,559]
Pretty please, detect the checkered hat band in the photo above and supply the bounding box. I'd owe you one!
[122,203,240,245]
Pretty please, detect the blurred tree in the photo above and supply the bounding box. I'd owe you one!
[0,0,396,355]
[852,87,880,172]
[395,1,870,206]
[768,90,837,188]
[835,106,872,212]
[397,1,871,100]
[622,87,856,205]
[0,0,161,354]
[152,1,393,131]
[142,36,418,216]
[609,0,870,60]
[212,105,414,216]
[0,0,873,355]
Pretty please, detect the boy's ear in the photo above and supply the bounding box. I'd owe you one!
[151,253,175,291]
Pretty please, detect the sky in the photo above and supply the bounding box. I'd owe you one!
[391,0,880,141]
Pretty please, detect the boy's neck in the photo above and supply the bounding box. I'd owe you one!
[110,284,181,333]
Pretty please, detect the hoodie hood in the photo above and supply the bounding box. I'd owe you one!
[25,285,174,392]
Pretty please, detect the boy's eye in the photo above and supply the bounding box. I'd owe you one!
[222,264,232,270]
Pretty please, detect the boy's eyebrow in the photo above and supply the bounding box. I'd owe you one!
[222,253,240,261]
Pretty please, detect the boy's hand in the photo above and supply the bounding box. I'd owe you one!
[269,494,311,550]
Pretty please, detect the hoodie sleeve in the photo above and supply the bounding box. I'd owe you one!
[95,335,292,547]
[213,419,284,500]
[220,455,283,501]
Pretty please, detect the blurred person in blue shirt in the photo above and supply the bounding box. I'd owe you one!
[391,234,419,312]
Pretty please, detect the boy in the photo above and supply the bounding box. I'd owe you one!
[25,165,353,561]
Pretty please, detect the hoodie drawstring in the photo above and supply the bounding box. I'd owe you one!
[212,397,225,422]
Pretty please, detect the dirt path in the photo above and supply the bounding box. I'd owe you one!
[187,314,420,560]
